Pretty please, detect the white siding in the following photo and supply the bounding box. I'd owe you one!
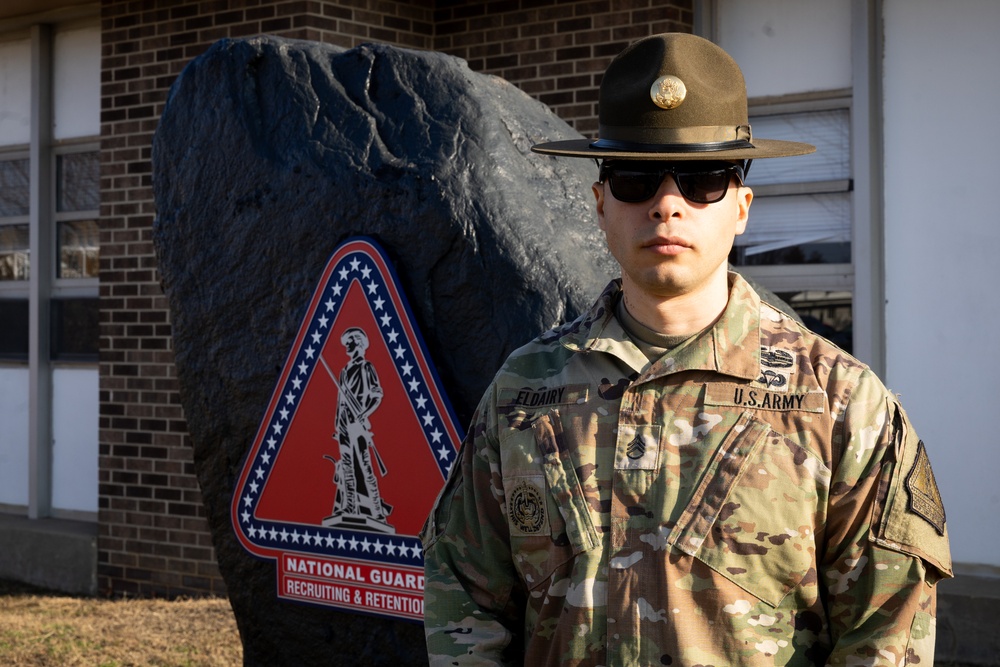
[882,0,1000,567]
[0,35,31,146]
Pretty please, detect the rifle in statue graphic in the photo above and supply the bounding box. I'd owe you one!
[318,354,388,476]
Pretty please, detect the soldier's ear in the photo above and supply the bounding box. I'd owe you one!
[593,181,607,231]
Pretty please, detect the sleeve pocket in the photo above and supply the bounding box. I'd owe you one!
[502,409,600,590]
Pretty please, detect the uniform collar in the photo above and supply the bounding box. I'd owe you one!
[561,273,761,382]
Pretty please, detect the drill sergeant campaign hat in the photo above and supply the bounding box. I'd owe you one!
[531,33,815,161]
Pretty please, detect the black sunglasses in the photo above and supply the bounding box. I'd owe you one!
[599,161,746,204]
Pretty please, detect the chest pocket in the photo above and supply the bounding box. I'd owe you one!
[667,411,831,607]
[501,409,600,590]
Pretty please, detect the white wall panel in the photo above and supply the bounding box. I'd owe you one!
[53,22,100,140]
[883,0,1000,567]
[0,36,31,146]
[0,366,29,507]
[716,0,851,97]
[51,366,98,513]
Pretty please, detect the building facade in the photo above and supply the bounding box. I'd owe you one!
[0,0,997,662]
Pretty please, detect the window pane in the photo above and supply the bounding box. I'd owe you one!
[50,297,99,361]
[0,158,30,216]
[0,298,29,359]
[0,224,30,280]
[734,192,850,264]
[777,290,853,354]
[58,219,99,278]
[56,151,99,213]
[747,109,850,186]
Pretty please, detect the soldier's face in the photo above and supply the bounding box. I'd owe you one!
[593,168,751,302]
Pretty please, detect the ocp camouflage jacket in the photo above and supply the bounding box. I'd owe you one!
[423,275,952,666]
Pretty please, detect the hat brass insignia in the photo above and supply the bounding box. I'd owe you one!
[650,75,687,110]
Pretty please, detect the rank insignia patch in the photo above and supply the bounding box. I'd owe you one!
[906,440,946,535]
[231,237,464,622]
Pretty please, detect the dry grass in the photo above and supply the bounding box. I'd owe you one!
[0,580,242,666]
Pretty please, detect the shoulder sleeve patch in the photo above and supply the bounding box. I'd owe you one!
[871,402,953,580]
[906,440,946,535]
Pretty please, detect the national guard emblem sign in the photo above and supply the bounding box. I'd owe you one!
[231,237,463,622]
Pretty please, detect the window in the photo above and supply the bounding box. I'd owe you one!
[731,97,855,351]
[0,18,100,520]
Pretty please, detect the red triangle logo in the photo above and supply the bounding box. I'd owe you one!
[231,237,463,621]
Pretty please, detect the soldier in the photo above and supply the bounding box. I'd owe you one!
[422,33,952,666]
[328,327,390,528]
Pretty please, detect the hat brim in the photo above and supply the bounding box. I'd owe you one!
[531,138,815,161]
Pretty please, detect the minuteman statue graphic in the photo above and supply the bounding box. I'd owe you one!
[321,327,394,533]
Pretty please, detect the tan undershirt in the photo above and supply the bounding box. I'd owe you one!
[615,297,702,362]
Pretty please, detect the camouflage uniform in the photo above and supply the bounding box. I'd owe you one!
[423,274,952,666]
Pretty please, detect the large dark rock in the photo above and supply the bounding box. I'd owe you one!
[152,36,615,665]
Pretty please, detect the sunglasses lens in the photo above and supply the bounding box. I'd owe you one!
[601,162,739,204]
[675,169,732,204]
[608,171,662,203]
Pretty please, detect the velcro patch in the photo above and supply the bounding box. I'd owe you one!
[615,424,661,470]
[703,382,826,413]
[906,441,946,535]
[499,384,589,409]
[504,476,550,537]
[758,346,795,392]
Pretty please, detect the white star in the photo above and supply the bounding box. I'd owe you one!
[415,395,427,409]
[304,346,315,359]
[361,538,372,553]
[266,436,277,450]
[387,329,399,343]
[292,378,302,390]
[249,481,259,494]
[386,541,398,556]
[284,391,296,404]
[349,258,360,271]
[361,265,372,279]
[331,283,343,296]
[373,539,385,554]
[339,267,350,280]
[408,378,421,392]
[261,452,271,465]
[310,331,322,344]
[325,297,336,310]
[271,421,283,435]
[401,362,412,376]
[422,413,435,427]
[430,428,443,443]
[325,534,335,548]
[348,535,359,550]
[437,444,451,460]
[269,527,278,541]
[366,281,378,295]
[394,345,406,359]
[297,361,309,375]
[318,315,329,328]
[291,530,301,544]
[248,525,258,538]
[336,535,347,549]
[380,314,392,327]
[280,528,289,542]
[241,510,250,523]
[373,297,385,310]
[255,466,266,480]
[279,407,289,421]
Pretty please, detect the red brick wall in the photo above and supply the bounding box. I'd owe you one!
[98,0,691,597]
